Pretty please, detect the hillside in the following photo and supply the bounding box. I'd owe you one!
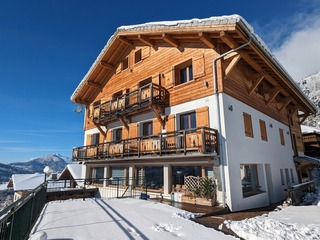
[0,153,69,183]
[299,71,320,127]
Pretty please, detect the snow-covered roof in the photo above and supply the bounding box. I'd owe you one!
[59,164,82,180]
[12,173,45,191]
[70,14,316,113]
[301,125,320,133]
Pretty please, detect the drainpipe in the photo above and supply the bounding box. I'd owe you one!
[213,37,252,208]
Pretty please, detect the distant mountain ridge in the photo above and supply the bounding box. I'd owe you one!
[299,71,320,128]
[0,153,69,183]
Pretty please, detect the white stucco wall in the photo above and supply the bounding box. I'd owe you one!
[220,93,298,211]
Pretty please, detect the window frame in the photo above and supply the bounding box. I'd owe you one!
[134,49,142,64]
[113,128,122,143]
[174,59,193,86]
[121,56,129,71]
[240,164,262,198]
[179,111,196,131]
[280,169,285,185]
[141,121,153,137]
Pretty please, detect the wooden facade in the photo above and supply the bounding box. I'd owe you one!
[70,15,316,211]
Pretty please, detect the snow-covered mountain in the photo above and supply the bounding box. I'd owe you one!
[0,153,69,183]
[299,71,320,127]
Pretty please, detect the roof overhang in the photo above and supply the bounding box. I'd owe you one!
[70,14,316,116]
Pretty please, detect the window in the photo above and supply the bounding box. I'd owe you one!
[285,168,290,186]
[172,166,201,185]
[279,128,285,145]
[92,167,104,184]
[112,90,122,99]
[137,167,163,190]
[134,49,142,64]
[113,128,122,143]
[91,133,100,145]
[141,121,153,137]
[175,60,193,85]
[280,169,285,185]
[138,77,152,87]
[121,56,129,70]
[93,167,104,179]
[180,112,196,130]
[240,164,261,197]
[259,119,268,141]
[290,168,295,183]
[243,113,254,138]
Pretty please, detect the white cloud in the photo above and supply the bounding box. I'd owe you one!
[272,9,320,81]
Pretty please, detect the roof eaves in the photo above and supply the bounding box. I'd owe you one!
[236,18,317,113]
[70,33,118,103]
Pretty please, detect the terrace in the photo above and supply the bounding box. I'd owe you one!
[92,83,169,125]
[72,127,218,161]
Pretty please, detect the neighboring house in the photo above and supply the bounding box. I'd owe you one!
[298,125,320,182]
[70,15,316,211]
[59,164,83,181]
[12,173,45,201]
[56,164,83,189]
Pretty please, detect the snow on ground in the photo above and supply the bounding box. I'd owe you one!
[226,169,320,240]
[30,169,320,240]
[30,198,235,240]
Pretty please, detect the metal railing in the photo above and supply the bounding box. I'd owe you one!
[73,127,218,161]
[0,183,46,240]
[46,177,148,200]
[93,83,168,124]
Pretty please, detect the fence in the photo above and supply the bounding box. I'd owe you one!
[0,178,148,240]
[0,183,47,240]
[46,177,148,200]
[285,180,316,205]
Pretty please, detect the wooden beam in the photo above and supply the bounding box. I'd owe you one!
[248,75,264,95]
[87,81,101,89]
[224,54,241,77]
[288,105,300,117]
[118,36,133,45]
[94,122,107,139]
[162,33,179,47]
[150,104,165,127]
[74,99,89,105]
[100,61,115,70]
[220,31,238,49]
[198,32,215,49]
[266,86,281,105]
[223,51,242,61]
[119,116,129,131]
[240,51,277,86]
[279,97,292,113]
[299,114,309,125]
[138,34,154,47]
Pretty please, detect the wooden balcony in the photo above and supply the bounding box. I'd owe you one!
[72,127,218,161]
[93,83,168,125]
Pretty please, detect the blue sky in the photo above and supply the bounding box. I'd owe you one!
[1,0,320,164]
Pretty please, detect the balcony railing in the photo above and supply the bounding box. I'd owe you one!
[93,83,168,124]
[72,127,218,161]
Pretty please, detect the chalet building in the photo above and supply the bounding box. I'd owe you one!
[70,15,316,211]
